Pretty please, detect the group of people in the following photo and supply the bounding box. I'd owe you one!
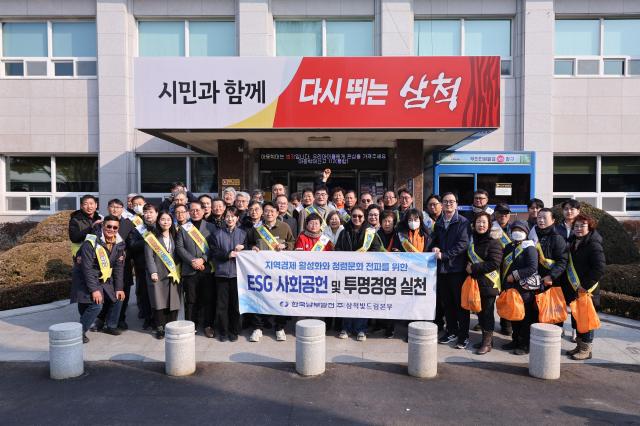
[68,171,605,360]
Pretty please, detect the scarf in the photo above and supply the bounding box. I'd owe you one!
[408,229,425,252]
[303,229,322,239]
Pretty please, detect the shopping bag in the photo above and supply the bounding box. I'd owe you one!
[461,276,482,312]
[496,288,525,321]
[536,286,568,324]
[570,292,601,333]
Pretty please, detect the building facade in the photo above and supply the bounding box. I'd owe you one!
[0,0,639,221]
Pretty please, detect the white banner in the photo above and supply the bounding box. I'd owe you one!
[236,251,437,320]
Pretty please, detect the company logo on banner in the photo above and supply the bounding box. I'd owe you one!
[134,56,500,130]
[236,251,437,320]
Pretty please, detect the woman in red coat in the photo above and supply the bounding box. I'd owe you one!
[295,213,332,251]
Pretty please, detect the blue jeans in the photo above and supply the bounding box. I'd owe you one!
[571,316,595,343]
[78,299,122,333]
[342,318,367,334]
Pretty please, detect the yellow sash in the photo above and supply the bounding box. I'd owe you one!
[567,254,598,293]
[399,233,419,252]
[254,222,280,250]
[121,210,144,228]
[305,205,328,230]
[181,222,209,254]
[501,243,524,281]
[311,234,331,251]
[144,233,181,284]
[356,227,376,252]
[468,241,501,291]
[84,234,112,283]
[338,208,351,223]
[498,229,512,249]
[536,243,556,270]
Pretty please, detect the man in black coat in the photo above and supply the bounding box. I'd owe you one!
[70,215,126,343]
[428,192,471,349]
[68,194,102,260]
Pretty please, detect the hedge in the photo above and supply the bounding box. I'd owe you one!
[600,291,640,321]
[0,279,70,311]
[600,264,640,298]
[0,241,72,287]
[0,221,38,252]
[552,203,640,265]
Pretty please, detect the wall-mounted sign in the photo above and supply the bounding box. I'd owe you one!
[135,56,500,130]
[260,149,389,170]
[221,178,241,187]
[437,152,532,165]
[495,183,512,196]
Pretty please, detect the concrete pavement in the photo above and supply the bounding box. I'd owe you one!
[1,293,639,365]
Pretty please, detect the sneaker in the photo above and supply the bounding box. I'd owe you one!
[356,332,367,342]
[249,328,262,342]
[229,334,238,342]
[456,338,470,349]
[438,334,457,344]
[275,329,286,342]
[337,330,348,339]
[204,326,215,339]
[82,334,89,344]
[103,327,122,336]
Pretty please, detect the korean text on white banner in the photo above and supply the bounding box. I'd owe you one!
[236,251,437,320]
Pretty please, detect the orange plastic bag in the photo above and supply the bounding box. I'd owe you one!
[496,288,525,321]
[536,286,568,324]
[461,276,482,312]
[570,292,601,333]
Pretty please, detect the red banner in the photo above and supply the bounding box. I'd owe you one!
[273,56,500,129]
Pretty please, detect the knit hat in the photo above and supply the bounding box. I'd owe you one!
[511,220,530,235]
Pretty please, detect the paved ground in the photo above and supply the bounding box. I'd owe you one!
[1,361,639,425]
[1,293,639,364]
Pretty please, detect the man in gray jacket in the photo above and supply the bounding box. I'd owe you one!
[176,201,217,338]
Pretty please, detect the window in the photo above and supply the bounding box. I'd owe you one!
[553,156,597,192]
[139,156,218,195]
[1,21,96,78]
[275,20,374,56]
[56,157,98,192]
[554,18,640,76]
[414,19,512,76]
[3,156,98,213]
[138,21,235,57]
[601,156,640,192]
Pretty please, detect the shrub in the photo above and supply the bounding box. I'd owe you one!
[0,221,38,251]
[21,210,72,244]
[600,291,640,321]
[600,264,640,297]
[0,279,70,311]
[622,220,640,251]
[552,203,640,265]
[0,241,72,287]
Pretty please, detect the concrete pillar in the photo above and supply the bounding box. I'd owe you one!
[380,0,414,56]
[217,139,248,192]
[295,319,326,376]
[529,323,562,380]
[407,321,437,378]
[238,0,274,56]
[49,322,84,380]
[395,139,424,208]
[165,320,196,377]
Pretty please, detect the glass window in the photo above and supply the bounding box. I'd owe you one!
[54,61,74,76]
[439,175,475,206]
[477,174,531,206]
[601,156,640,192]
[553,156,597,192]
[140,157,186,193]
[577,59,599,75]
[464,20,511,57]
[26,61,47,76]
[276,21,322,56]
[7,157,52,192]
[76,60,97,76]
[326,21,373,56]
[603,59,624,75]
[629,60,640,75]
[627,198,640,211]
[56,197,77,211]
[189,21,235,56]
[5,62,24,76]
[6,196,27,211]
[138,21,185,57]
[414,20,461,56]
[604,19,640,57]
[554,59,574,75]
[555,20,600,56]
[56,157,99,192]
[2,22,48,57]
[52,22,97,57]
[190,157,217,193]
[30,196,51,211]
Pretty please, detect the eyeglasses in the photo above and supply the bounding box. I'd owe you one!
[442,200,456,205]
[573,224,589,229]
[105,224,119,230]
[474,196,487,201]
[427,203,441,208]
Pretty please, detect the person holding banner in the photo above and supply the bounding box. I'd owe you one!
[566,214,605,360]
[210,206,247,342]
[70,215,126,343]
[466,212,503,355]
[500,220,540,355]
[145,211,182,340]
[295,213,333,251]
[297,185,336,235]
[247,201,295,342]
[336,206,382,341]
[176,201,216,338]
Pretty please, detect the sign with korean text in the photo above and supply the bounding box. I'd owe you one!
[236,251,437,320]
[134,56,500,130]
[260,149,388,170]
[437,152,532,165]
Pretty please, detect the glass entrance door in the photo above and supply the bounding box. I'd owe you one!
[439,174,474,205]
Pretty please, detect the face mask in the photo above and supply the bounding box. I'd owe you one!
[511,230,526,241]
[133,205,144,215]
[408,220,420,231]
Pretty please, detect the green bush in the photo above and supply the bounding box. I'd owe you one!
[600,290,640,321]
[600,264,640,297]
[552,203,640,265]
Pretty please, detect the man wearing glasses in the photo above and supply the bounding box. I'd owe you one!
[297,184,336,234]
[461,189,494,222]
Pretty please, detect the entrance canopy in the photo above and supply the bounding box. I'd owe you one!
[135,56,500,153]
